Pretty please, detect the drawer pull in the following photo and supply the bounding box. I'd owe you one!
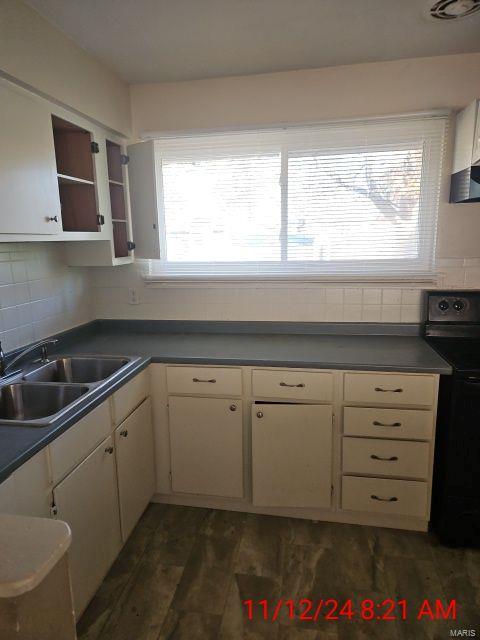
[256,411,264,419]
[374,387,403,393]
[279,382,305,388]
[104,446,114,455]
[120,429,128,437]
[370,454,398,462]
[192,377,217,384]
[372,420,402,428]
[371,494,398,502]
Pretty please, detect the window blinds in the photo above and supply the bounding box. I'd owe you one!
[147,115,447,280]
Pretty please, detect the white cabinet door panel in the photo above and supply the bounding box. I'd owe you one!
[53,436,121,618]
[49,400,112,485]
[169,396,243,498]
[115,397,155,540]
[252,403,333,508]
[0,82,60,235]
[0,449,52,518]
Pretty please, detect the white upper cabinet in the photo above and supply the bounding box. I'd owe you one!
[452,100,480,173]
[0,81,60,235]
[127,140,161,259]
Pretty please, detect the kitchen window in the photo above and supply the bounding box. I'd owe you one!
[146,115,447,281]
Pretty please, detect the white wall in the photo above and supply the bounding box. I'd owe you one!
[0,0,131,135]
[130,53,480,136]
[0,243,91,351]
[90,53,480,324]
[0,0,127,351]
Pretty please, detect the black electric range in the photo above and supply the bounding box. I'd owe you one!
[424,290,480,547]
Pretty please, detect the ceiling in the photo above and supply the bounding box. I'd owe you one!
[25,0,480,84]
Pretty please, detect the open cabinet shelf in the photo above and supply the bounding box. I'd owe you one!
[106,139,130,258]
[52,115,100,233]
[58,174,94,186]
[59,183,98,232]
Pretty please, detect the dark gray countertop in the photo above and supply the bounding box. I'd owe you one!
[0,320,451,484]
[62,331,450,373]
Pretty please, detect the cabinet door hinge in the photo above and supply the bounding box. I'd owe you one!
[331,485,334,497]
[120,154,130,165]
[50,503,58,517]
[91,141,100,154]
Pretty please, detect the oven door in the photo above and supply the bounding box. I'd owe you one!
[444,375,480,497]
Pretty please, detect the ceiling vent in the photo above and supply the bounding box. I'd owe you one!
[428,0,480,19]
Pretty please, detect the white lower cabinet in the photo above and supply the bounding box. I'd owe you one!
[0,449,52,518]
[252,403,333,509]
[53,435,122,618]
[169,396,243,498]
[115,397,155,541]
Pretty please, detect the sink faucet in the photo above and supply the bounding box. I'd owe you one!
[0,339,59,378]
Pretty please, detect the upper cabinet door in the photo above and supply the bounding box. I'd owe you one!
[0,82,60,235]
[127,141,161,259]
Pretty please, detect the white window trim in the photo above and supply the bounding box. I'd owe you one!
[143,112,449,284]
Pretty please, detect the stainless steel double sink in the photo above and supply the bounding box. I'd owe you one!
[0,356,135,427]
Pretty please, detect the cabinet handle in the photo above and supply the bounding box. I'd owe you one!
[105,446,114,454]
[192,377,216,383]
[370,454,398,462]
[374,387,403,393]
[372,421,402,427]
[279,382,305,388]
[229,404,237,412]
[120,429,128,437]
[46,215,58,222]
[371,494,398,502]
[256,411,264,419]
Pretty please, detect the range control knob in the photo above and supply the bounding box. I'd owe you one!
[453,299,465,312]
[438,299,449,311]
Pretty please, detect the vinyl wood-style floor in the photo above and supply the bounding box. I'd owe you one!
[77,504,479,640]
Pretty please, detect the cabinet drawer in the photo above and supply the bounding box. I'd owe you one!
[166,366,242,396]
[342,475,428,518]
[342,437,430,480]
[344,373,435,406]
[50,400,112,485]
[343,407,434,441]
[252,369,333,401]
[112,369,149,426]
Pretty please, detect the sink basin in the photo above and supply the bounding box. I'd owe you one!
[0,383,90,425]
[23,356,131,384]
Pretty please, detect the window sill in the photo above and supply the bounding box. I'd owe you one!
[143,274,439,288]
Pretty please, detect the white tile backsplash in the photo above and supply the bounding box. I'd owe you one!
[86,256,480,325]
[0,243,92,351]
[3,241,480,336]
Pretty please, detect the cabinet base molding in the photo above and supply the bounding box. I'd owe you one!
[151,493,428,532]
